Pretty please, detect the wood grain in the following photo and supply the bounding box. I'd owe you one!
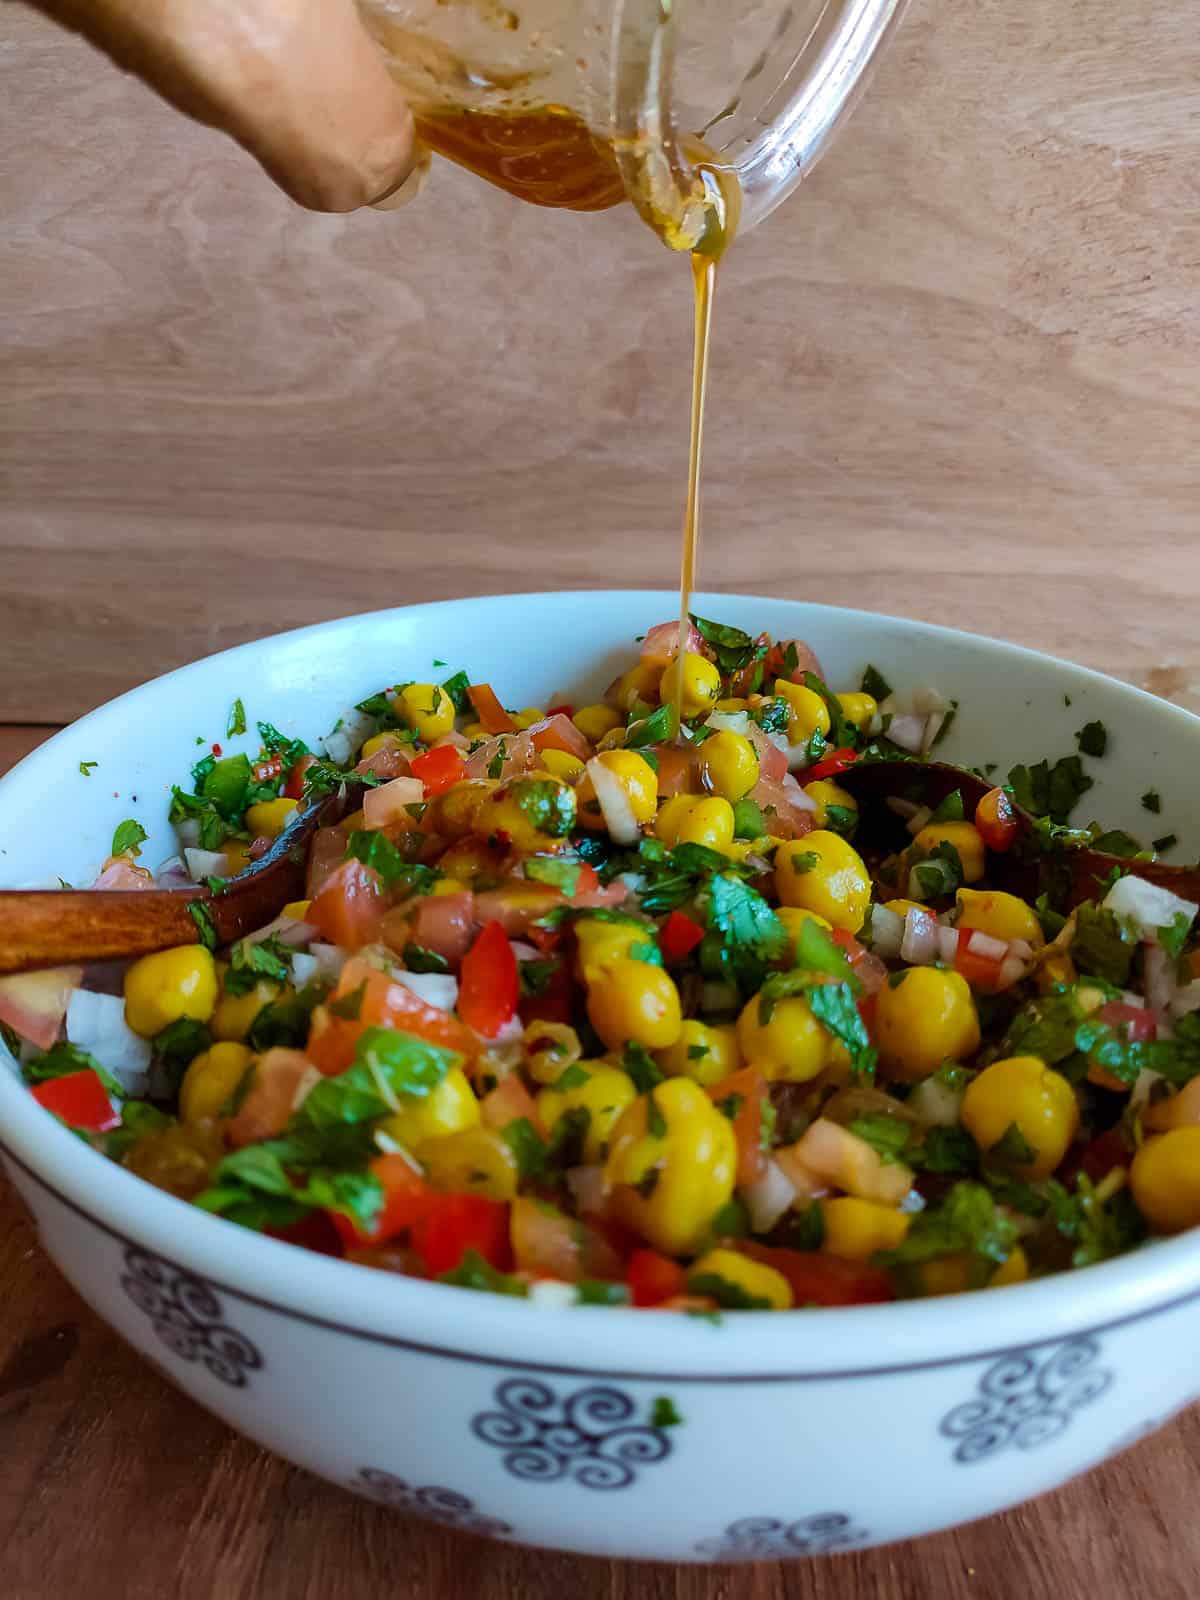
[3,1,1200,722]
[0,718,1197,1596]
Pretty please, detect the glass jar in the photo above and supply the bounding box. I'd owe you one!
[356,0,909,248]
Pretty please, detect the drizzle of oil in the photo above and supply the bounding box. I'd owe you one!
[674,250,716,721]
[413,106,627,211]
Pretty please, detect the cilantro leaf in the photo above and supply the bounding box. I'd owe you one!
[344,831,441,895]
[860,664,893,701]
[201,753,252,821]
[878,1182,1019,1289]
[731,799,765,840]
[245,980,329,1051]
[298,1027,459,1129]
[440,671,471,716]
[1075,721,1107,758]
[510,778,575,838]
[223,933,293,997]
[650,1397,683,1428]
[987,1121,1036,1168]
[187,901,218,952]
[152,1018,212,1093]
[329,980,367,1020]
[687,613,757,675]
[1159,912,1192,961]
[78,760,98,777]
[807,983,877,1078]
[402,944,451,975]
[501,1117,548,1180]
[686,1271,772,1311]
[111,818,148,858]
[622,1042,665,1092]
[1141,790,1162,815]
[524,856,582,897]
[847,1114,913,1166]
[1072,903,1138,986]
[625,703,678,749]
[1007,755,1093,823]
[802,672,858,749]
[439,1249,528,1297]
[705,873,788,994]
[227,698,247,738]
[23,1041,125,1102]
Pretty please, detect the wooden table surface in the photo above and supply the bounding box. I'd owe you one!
[5,0,1200,1592]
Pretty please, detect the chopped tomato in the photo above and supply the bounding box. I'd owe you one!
[974,786,1020,853]
[763,637,825,685]
[412,1194,512,1277]
[806,747,860,782]
[528,713,591,761]
[954,928,1006,992]
[409,890,477,964]
[283,754,318,799]
[727,632,772,697]
[480,1075,543,1133]
[510,1195,621,1281]
[627,1249,687,1307]
[330,1154,436,1248]
[458,921,519,1039]
[546,703,574,719]
[467,684,516,735]
[31,1069,119,1133]
[707,1066,768,1187]
[410,744,466,797]
[739,1242,894,1306]
[0,966,83,1052]
[306,859,385,949]
[307,959,475,1075]
[640,619,703,667]
[660,910,705,964]
[1096,1001,1156,1043]
[1077,1126,1133,1183]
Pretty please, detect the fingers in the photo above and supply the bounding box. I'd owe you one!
[27,0,417,212]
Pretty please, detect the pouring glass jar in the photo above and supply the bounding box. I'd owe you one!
[357,0,909,249]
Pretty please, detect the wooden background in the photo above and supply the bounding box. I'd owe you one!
[4,0,1200,1594]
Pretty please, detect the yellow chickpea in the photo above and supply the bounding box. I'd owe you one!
[675,797,736,850]
[820,1197,909,1260]
[377,1067,480,1148]
[180,1042,253,1126]
[580,750,658,826]
[774,830,872,933]
[660,652,722,718]
[1131,1128,1200,1233]
[244,797,300,839]
[774,679,830,743]
[432,778,496,839]
[124,946,218,1039]
[587,958,683,1052]
[474,775,577,852]
[418,1127,520,1201]
[212,978,287,1043]
[655,1020,742,1087]
[700,729,760,802]
[875,967,981,1083]
[802,779,858,831]
[392,683,456,743]
[512,707,547,731]
[536,1066,638,1163]
[835,692,877,731]
[955,889,1044,947]
[574,918,653,981]
[912,822,987,885]
[605,1079,737,1255]
[573,703,623,743]
[960,1056,1079,1180]
[655,793,699,846]
[537,748,586,783]
[689,1248,793,1310]
[608,662,663,712]
[737,992,828,1083]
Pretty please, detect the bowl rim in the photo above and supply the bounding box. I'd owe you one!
[4,588,1200,1381]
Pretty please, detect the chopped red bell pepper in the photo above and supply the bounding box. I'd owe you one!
[252,756,284,785]
[329,1153,437,1249]
[412,1193,512,1277]
[457,920,519,1039]
[467,684,517,735]
[627,1248,687,1307]
[31,1069,120,1133]
[410,744,467,797]
[954,928,1006,991]
[546,704,574,719]
[659,909,705,964]
[806,747,860,782]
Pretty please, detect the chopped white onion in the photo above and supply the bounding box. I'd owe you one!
[779,772,818,811]
[290,953,320,988]
[1103,876,1198,943]
[528,1280,579,1310]
[509,940,540,962]
[308,942,347,981]
[1009,940,1034,962]
[704,710,753,738]
[785,743,814,772]
[905,805,933,837]
[912,685,946,716]
[906,1074,965,1128]
[966,929,1009,962]
[741,1160,797,1234]
[1143,942,1178,1019]
[184,847,229,882]
[996,955,1027,991]
[866,905,904,960]
[867,713,885,736]
[935,925,960,964]
[396,972,459,1012]
[901,908,939,965]
[322,707,376,767]
[154,858,195,891]
[587,755,641,846]
[885,796,923,821]
[489,1014,526,1046]
[66,990,151,1096]
[885,714,927,755]
[1119,990,1147,1010]
[174,817,201,849]
[921,713,947,754]
[565,1163,609,1215]
[244,914,314,949]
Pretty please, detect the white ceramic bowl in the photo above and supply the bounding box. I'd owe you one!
[2,592,1199,1563]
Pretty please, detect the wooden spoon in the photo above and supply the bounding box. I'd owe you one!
[836,759,1200,910]
[0,795,339,977]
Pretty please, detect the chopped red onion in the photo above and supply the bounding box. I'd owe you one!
[587,756,641,845]
[912,686,946,716]
[396,972,459,1012]
[886,714,927,755]
[866,905,904,959]
[184,847,229,883]
[1143,942,1178,1019]
[322,707,376,767]
[741,1160,798,1234]
[966,929,1009,962]
[935,925,960,964]
[901,908,939,965]
[1103,876,1198,943]
[996,955,1027,991]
